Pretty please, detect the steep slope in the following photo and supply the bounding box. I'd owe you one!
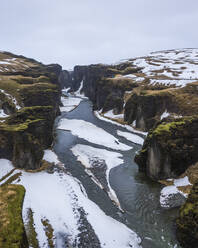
[0,51,62,170]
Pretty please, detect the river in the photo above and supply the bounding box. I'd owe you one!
[53,95,181,248]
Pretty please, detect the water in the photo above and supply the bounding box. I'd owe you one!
[54,98,181,248]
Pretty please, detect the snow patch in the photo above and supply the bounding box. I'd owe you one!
[104,109,124,119]
[71,144,123,209]
[94,111,148,136]
[160,111,170,120]
[160,176,191,208]
[60,96,82,112]
[58,118,132,151]
[0,89,21,110]
[2,154,142,248]
[0,159,14,179]
[117,130,144,145]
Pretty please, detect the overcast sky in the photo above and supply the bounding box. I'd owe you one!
[1,0,198,69]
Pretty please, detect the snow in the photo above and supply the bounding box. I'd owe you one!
[160,111,170,120]
[130,49,198,85]
[0,89,21,110]
[174,176,192,187]
[1,154,142,248]
[150,79,197,87]
[60,96,82,112]
[0,159,14,179]
[104,109,124,119]
[160,176,191,208]
[43,149,60,164]
[73,80,88,98]
[0,109,9,118]
[117,130,144,145]
[0,61,12,65]
[58,118,132,151]
[94,111,148,136]
[71,144,124,209]
[62,87,71,93]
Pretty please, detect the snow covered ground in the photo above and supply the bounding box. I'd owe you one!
[58,118,132,151]
[160,176,192,208]
[71,144,124,209]
[0,153,142,248]
[104,109,124,119]
[132,49,198,80]
[60,95,82,112]
[118,49,198,88]
[117,130,144,145]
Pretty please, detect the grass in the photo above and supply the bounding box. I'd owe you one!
[0,184,27,248]
[24,209,39,248]
[41,218,54,248]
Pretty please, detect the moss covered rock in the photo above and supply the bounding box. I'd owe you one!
[135,116,198,180]
[176,181,198,248]
[0,51,62,170]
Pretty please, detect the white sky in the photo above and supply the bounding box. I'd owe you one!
[1,0,198,69]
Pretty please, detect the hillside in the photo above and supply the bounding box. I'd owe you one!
[62,48,198,248]
[0,51,63,247]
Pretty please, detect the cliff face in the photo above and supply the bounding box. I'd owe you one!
[63,63,140,113]
[176,181,198,248]
[135,116,198,180]
[0,51,62,170]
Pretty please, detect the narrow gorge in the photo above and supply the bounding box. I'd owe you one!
[0,49,198,248]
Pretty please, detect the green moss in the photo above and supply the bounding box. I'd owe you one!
[41,219,54,248]
[176,182,198,248]
[0,184,28,248]
[180,202,194,217]
[24,209,39,248]
[0,119,43,132]
[152,119,188,136]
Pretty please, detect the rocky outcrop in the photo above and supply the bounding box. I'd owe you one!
[135,116,198,180]
[0,51,62,170]
[125,82,198,131]
[176,181,198,248]
[63,63,140,113]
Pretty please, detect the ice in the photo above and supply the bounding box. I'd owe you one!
[60,96,82,112]
[58,118,132,151]
[1,154,142,248]
[117,130,144,145]
[160,176,191,208]
[71,144,124,209]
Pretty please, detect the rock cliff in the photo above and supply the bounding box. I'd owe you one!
[0,51,62,170]
[176,181,198,248]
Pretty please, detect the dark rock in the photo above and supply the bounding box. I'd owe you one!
[135,116,198,180]
[176,181,198,248]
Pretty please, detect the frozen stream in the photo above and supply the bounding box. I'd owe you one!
[53,95,181,248]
